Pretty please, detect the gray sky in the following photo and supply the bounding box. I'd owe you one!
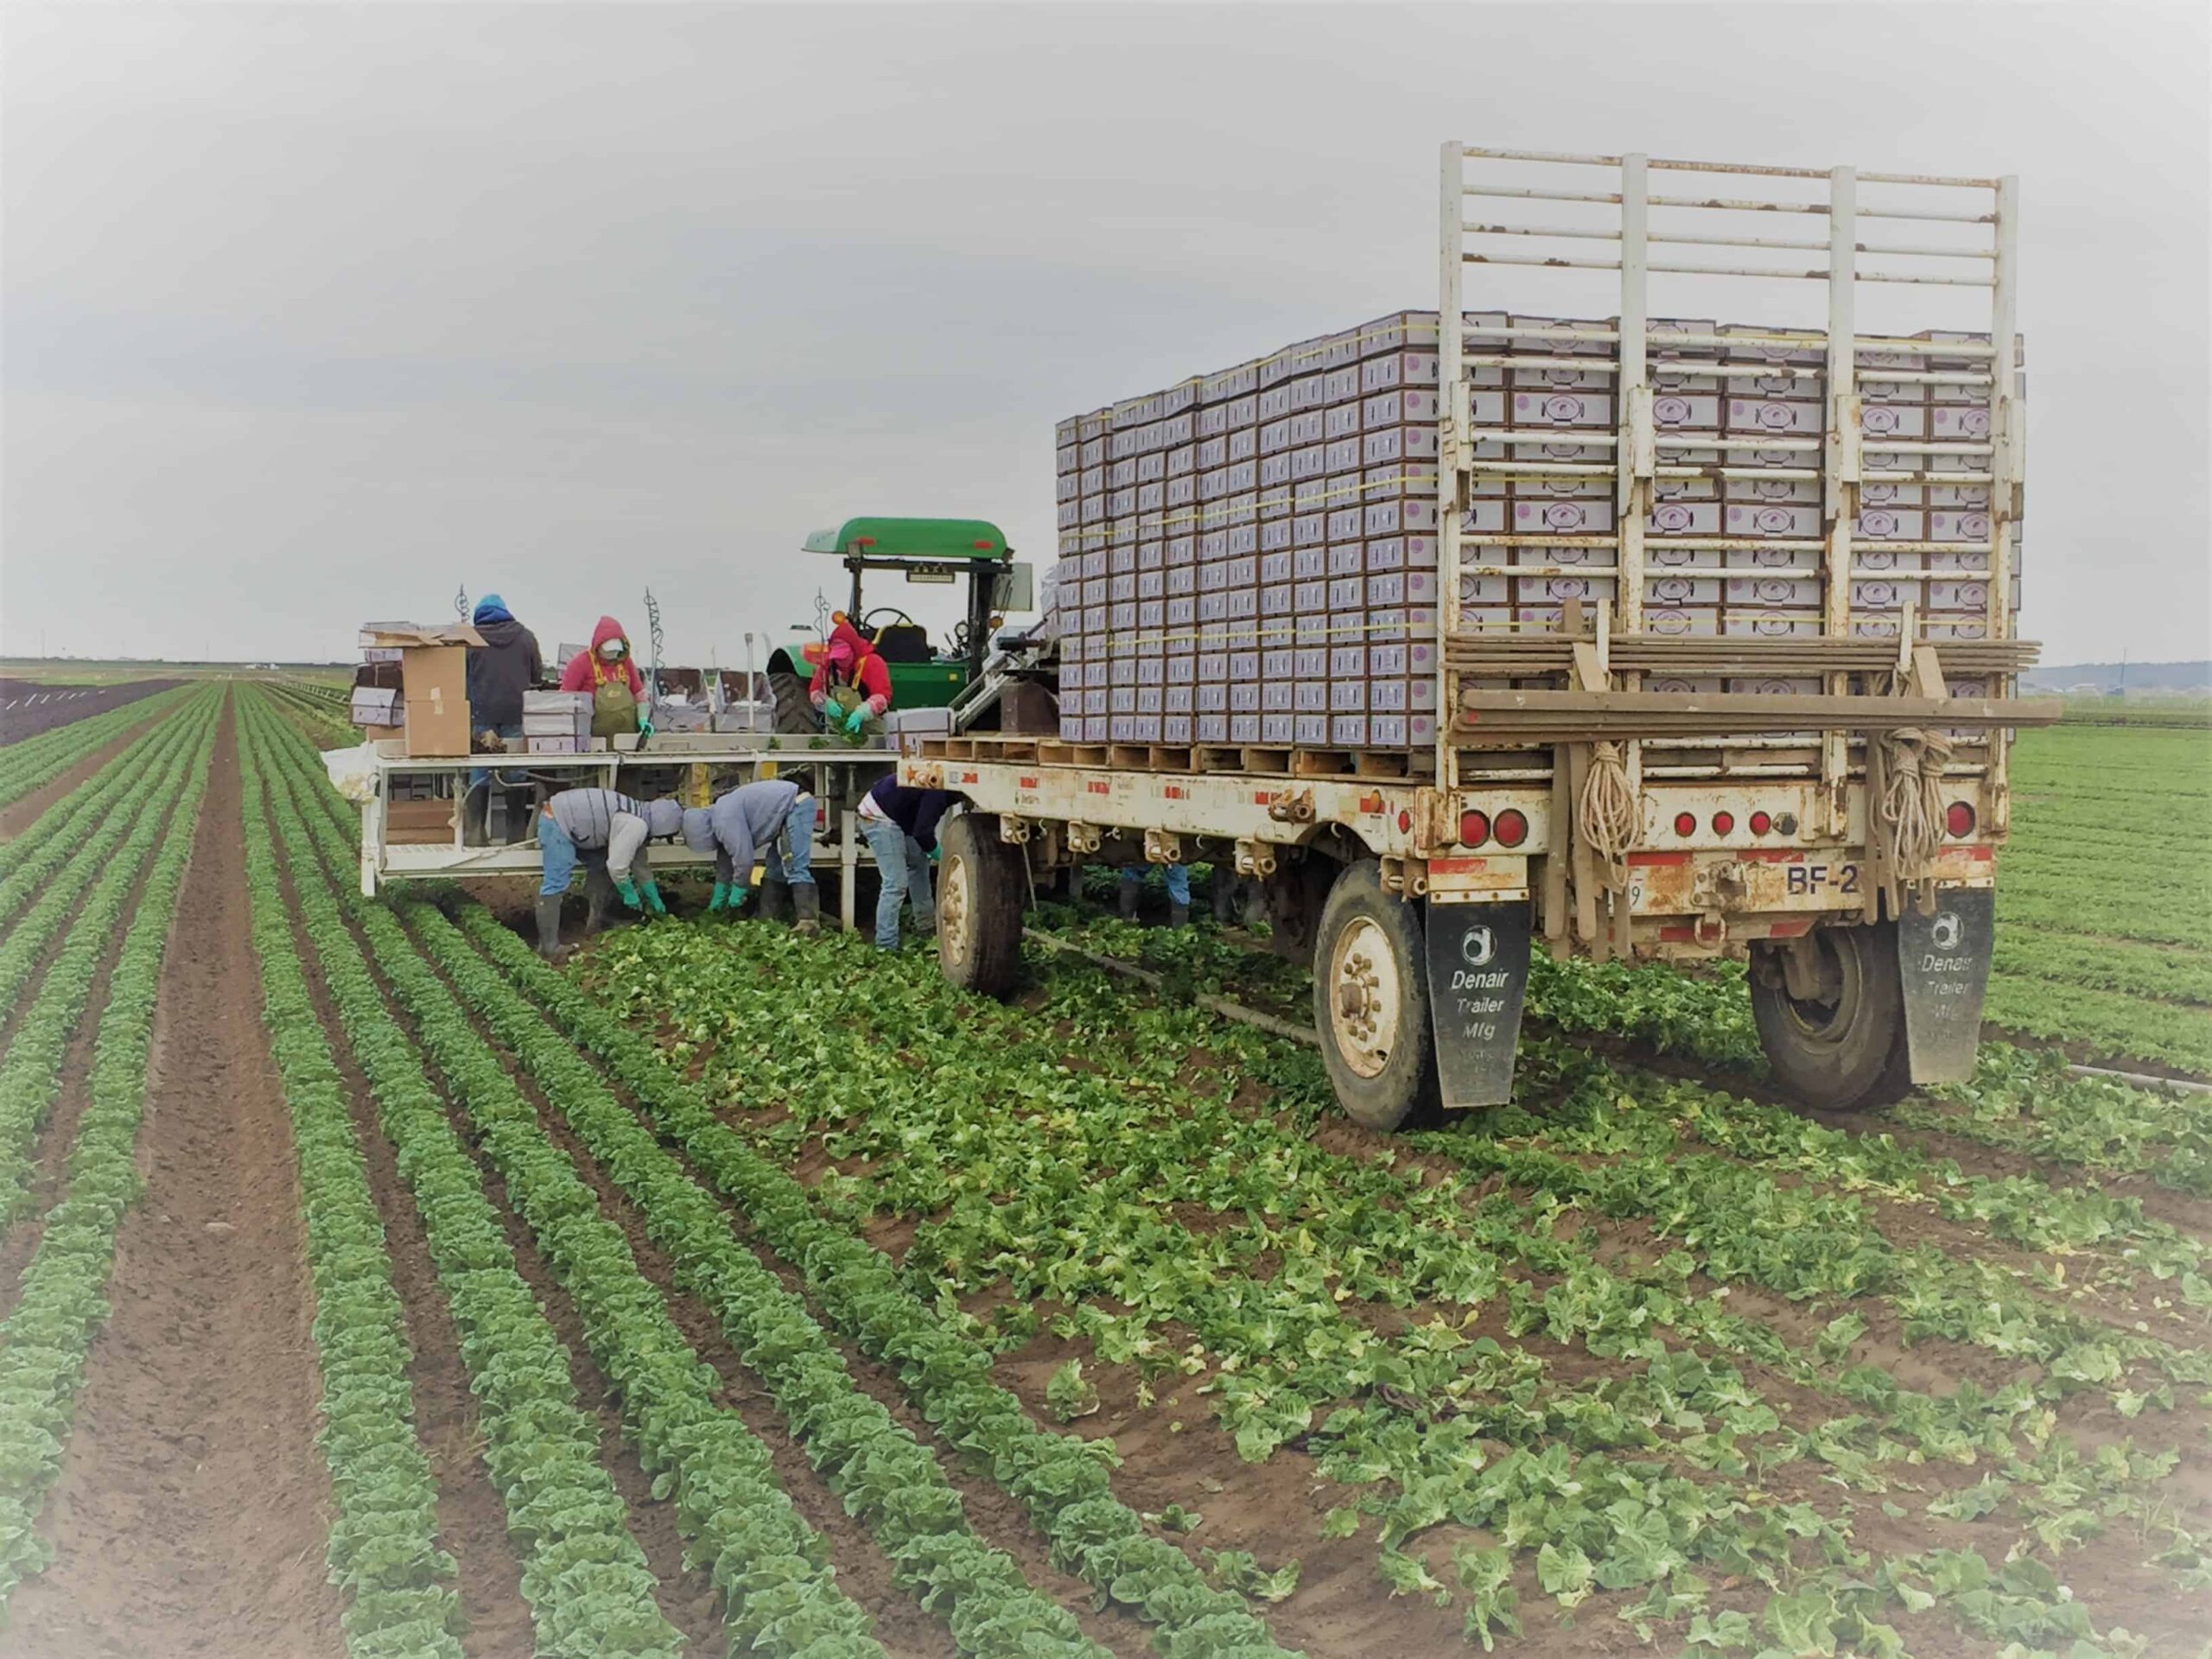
[3,2,2207,668]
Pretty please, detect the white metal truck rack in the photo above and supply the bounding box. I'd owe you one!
[907,143,2056,1131]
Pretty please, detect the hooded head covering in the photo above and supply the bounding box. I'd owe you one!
[643,798,683,840]
[681,806,716,855]
[473,594,513,626]
[591,615,630,660]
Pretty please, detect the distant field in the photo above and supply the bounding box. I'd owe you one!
[0,659,351,686]
[2057,696,2212,728]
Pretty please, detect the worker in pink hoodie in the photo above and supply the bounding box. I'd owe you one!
[804,614,892,738]
[559,615,652,739]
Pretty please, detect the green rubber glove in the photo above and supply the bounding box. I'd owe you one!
[638,715,656,738]
[842,704,868,736]
[708,880,730,912]
[614,877,642,910]
[728,885,750,912]
[640,876,667,916]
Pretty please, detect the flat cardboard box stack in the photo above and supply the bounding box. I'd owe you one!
[523,690,593,754]
[356,623,486,757]
[1052,311,2024,752]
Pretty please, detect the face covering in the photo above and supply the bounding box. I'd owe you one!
[600,640,626,660]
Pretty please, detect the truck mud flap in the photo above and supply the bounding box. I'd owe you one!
[1897,886,1995,1084]
[1424,900,1532,1109]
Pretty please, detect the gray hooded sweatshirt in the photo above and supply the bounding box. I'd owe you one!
[545,789,682,880]
[683,779,802,886]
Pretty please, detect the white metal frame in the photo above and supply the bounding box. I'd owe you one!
[1435,144,2020,812]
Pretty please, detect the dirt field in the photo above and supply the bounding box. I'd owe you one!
[0,678,181,747]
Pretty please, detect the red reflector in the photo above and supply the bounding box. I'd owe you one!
[1713,810,1736,836]
[1493,809,1528,849]
[1945,800,1976,838]
[1397,809,1411,833]
[1459,810,1491,847]
[973,540,995,550]
[1674,811,1697,836]
[1749,810,1772,836]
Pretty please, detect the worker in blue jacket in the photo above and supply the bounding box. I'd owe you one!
[856,773,951,950]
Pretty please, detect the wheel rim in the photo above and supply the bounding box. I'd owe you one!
[1780,930,1861,1048]
[1326,916,1401,1079]
[939,853,971,967]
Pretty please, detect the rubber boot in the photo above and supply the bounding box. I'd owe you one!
[758,876,792,925]
[461,781,492,848]
[1117,880,1141,923]
[583,867,623,935]
[792,880,821,938]
[1169,901,1191,929]
[503,787,536,844]
[534,893,565,959]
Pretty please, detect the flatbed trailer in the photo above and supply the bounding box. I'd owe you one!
[906,143,2060,1128]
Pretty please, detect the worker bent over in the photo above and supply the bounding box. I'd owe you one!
[682,779,822,936]
[536,790,683,957]
[857,774,950,950]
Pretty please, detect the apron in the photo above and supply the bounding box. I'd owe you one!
[590,663,638,738]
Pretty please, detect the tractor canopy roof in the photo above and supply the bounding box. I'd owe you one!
[801,517,1009,560]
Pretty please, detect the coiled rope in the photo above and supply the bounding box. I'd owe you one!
[1576,741,1640,874]
[1876,725,1953,874]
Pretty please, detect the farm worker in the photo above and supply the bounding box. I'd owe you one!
[856,773,950,950]
[1119,862,1191,928]
[558,615,654,741]
[804,615,891,738]
[534,790,683,957]
[682,779,822,936]
[463,593,543,847]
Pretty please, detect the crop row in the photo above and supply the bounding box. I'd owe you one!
[0,693,225,1224]
[1993,926,2212,1009]
[233,705,465,1657]
[257,677,355,745]
[233,696,691,1656]
[0,684,194,809]
[257,704,1302,1659]
[0,689,213,913]
[0,690,219,1610]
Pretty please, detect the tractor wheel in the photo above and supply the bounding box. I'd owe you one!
[767,668,817,736]
[1313,861,1442,1132]
[1749,923,1911,1113]
[937,812,1026,997]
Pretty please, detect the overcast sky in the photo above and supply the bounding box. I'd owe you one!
[3,1,2207,668]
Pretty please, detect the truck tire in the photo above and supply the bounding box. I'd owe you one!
[937,812,1025,997]
[1749,923,1911,1113]
[1313,861,1442,1132]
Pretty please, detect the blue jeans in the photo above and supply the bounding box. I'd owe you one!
[860,817,935,948]
[762,792,817,887]
[470,721,525,791]
[1122,863,1190,906]
[536,814,607,896]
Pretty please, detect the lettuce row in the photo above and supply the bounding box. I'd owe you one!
[236,702,686,1659]
[0,688,220,1611]
[0,683,197,811]
[233,700,466,1656]
[251,713,873,1659]
[0,688,222,1014]
[0,686,213,916]
[0,691,226,1224]
[392,896,1110,1659]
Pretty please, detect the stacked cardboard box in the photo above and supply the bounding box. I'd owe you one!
[1052,314,2023,751]
[523,690,593,754]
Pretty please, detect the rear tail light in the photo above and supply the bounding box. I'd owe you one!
[1945,800,1976,838]
[1493,809,1528,849]
[1459,810,1491,847]
[1674,811,1697,836]
[1712,810,1736,836]
[1749,810,1773,836]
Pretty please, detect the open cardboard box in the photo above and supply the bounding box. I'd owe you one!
[359,623,486,757]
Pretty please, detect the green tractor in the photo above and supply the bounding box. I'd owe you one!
[760,516,1035,734]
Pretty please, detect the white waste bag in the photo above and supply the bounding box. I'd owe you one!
[322,743,381,804]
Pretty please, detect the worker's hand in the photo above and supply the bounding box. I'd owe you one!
[614,877,642,910]
[842,705,868,736]
[708,880,730,912]
[728,885,750,913]
[637,715,655,738]
[641,880,668,916]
